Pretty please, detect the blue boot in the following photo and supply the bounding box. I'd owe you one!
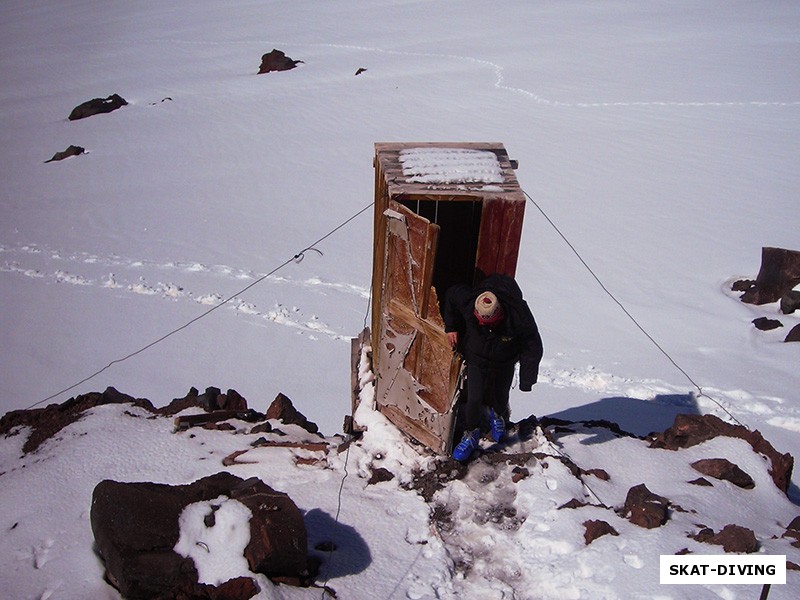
[489,409,506,443]
[453,428,481,462]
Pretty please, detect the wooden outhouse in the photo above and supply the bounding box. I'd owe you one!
[364,142,527,454]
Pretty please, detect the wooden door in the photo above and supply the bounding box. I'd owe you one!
[375,202,463,453]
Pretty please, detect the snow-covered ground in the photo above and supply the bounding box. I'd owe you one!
[1,1,799,598]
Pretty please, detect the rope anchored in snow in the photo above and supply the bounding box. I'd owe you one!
[523,189,746,428]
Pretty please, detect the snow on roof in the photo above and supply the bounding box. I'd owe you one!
[399,147,504,184]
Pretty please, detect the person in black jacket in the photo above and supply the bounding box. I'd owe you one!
[443,274,543,462]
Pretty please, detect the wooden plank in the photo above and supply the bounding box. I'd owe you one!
[379,404,445,452]
[475,197,525,279]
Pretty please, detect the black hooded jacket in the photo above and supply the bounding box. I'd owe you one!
[443,274,543,391]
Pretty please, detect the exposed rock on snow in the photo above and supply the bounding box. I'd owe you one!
[753,316,784,331]
[622,483,670,529]
[781,290,800,315]
[257,49,303,74]
[44,144,85,163]
[786,324,800,343]
[91,472,309,599]
[3,388,800,598]
[67,93,128,120]
[691,524,759,553]
[266,392,320,435]
[737,246,800,305]
[0,386,262,454]
[583,519,619,545]
[648,413,794,493]
[0,386,152,453]
[691,457,755,489]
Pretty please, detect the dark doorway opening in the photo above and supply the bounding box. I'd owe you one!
[400,199,482,313]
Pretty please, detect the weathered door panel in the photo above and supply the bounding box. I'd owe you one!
[376,202,462,453]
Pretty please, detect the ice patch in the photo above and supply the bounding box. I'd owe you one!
[399,148,503,184]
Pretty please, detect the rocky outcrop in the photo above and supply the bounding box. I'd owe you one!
[691,524,759,553]
[690,458,755,489]
[583,520,619,545]
[258,49,303,74]
[68,93,127,120]
[0,387,154,453]
[649,414,793,494]
[91,472,309,599]
[0,386,267,454]
[752,316,783,331]
[267,392,319,434]
[622,483,670,529]
[45,144,85,163]
[737,247,800,305]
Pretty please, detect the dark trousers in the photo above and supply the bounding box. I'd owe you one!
[463,362,515,432]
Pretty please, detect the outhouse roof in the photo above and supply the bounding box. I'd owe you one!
[375,142,524,201]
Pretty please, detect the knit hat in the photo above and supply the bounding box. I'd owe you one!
[474,291,504,325]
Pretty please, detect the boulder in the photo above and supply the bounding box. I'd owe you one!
[780,290,800,315]
[692,524,759,553]
[266,393,319,434]
[68,93,128,120]
[739,247,800,305]
[782,516,800,548]
[258,49,303,74]
[91,472,309,599]
[753,316,783,331]
[649,414,793,493]
[786,324,800,343]
[622,483,670,529]
[45,144,85,163]
[690,458,755,489]
[583,520,619,545]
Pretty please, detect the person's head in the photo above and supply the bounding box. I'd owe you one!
[474,291,504,325]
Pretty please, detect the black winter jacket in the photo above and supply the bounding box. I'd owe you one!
[443,274,543,391]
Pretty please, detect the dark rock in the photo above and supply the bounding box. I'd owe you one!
[266,393,319,434]
[511,466,530,483]
[786,324,800,343]
[45,144,85,163]
[732,279,756,293]
[204,577,259,599]
[583,520,619,545]
[355,67,367,76]
[0,387,154,454]
[649,413,794,493]
[91,472,309,599]
[584,468,610,481]
[739,247,800,305]
[368,467,394,485]
[623,483,670,529]
[163,387,259,418]
[753,317,783,331]
[692,524,759,553]
[781,516,800,542]
[68,93,127,120]
[780,290,800,314]
[688,477,713,487]
[250,422,273,435]
[258,49,303,74]
[691,458,755,489]
[559,498,590,510]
